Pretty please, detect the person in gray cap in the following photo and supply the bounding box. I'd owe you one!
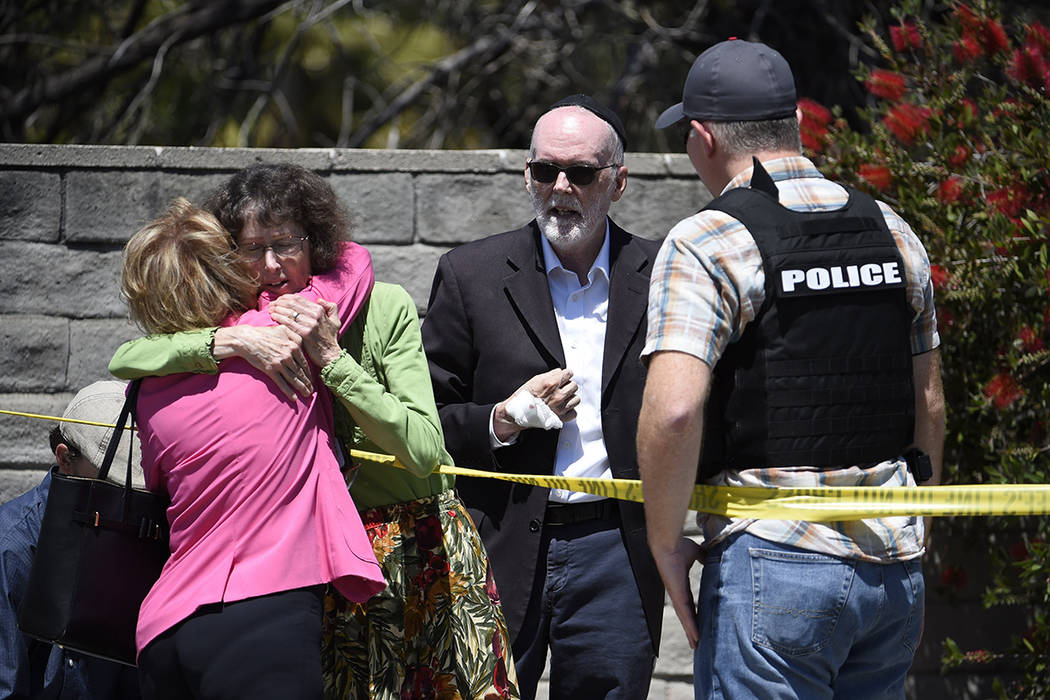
[422,94,663,700]
[637,39,944,698]
[0,380,142,699]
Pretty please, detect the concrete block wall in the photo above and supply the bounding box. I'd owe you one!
[0,144,1005,698]
[0,143,702,479]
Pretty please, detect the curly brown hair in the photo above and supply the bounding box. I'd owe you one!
[205,163,351,273]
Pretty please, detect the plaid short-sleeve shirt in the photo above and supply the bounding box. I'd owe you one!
[644,156,939,562]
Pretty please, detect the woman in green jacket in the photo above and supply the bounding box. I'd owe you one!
[110,163,517,700]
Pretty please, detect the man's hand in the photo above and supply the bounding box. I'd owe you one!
[271,295,343,369]
[652,536,704,649]
[493,368,579,442]
[213,325,312,400]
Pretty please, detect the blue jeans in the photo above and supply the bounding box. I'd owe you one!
[694,532,923,700]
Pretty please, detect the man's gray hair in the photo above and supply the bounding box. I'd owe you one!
[705,116,801,157]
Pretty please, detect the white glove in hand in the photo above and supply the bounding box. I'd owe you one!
[503,389,563,430]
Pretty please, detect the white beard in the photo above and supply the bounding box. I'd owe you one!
[530,189,607,249]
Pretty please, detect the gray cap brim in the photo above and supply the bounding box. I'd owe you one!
[655,102,686,130]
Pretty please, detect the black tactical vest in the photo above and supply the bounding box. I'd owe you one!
[697,164,915,480]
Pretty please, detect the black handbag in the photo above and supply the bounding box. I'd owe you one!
[18,379,170,666]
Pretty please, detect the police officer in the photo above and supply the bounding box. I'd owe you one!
[636,39,945,698]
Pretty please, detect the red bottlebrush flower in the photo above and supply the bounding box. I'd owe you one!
[866,69,908,100]
[981,18,1009,56]
[798,97,832,127]
[937,176,964,204]
[799,123,826,152]
[798,98,832,152]
[930,264,950,289]
[890,22,923,52]
[955,5,982,34]
[953,34,982,63]
[948,145,971,168]
[883,103,931,145]
[1007,45,1048,89]
[859,164,893,191]
[988,184,1030,218]
[953,5,1008,57]
[1018,325,1044,352]
[1027,21,1050,52]
[984,372,1024,409]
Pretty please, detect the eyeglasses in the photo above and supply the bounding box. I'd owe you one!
[238,235,309,261]
[527,161,619,186]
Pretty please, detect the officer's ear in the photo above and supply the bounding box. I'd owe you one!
[692,120,716,158]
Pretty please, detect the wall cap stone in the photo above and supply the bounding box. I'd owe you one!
[0,143,697,178]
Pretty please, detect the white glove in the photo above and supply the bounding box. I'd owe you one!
[503,389,563,430]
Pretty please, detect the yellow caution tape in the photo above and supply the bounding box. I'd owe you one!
[6,408,1049,520]
[0,409,135,431]
[350,449,1050,521]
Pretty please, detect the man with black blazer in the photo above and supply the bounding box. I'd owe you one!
[422,95,662,700]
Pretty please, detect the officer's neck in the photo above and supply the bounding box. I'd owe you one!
[709,149,799,195]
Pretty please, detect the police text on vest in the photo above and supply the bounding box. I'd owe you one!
[780,262,902,293]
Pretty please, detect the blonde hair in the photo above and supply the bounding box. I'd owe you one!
[122,198,258,335]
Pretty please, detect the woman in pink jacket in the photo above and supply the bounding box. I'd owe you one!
[120,197,385,700]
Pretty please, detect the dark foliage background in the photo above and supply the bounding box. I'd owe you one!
[4,0,1042,152]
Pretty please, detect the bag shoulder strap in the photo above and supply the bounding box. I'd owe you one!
[96,379,141,488]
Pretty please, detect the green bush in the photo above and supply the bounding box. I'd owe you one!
[805,1,1050,695]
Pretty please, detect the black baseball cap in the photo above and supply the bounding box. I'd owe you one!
[546,93,629,150]
[655,39,797,129]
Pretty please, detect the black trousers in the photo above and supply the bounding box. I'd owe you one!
[513,516,654,700]
[138,586,324,700]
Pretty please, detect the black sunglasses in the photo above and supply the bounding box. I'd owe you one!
[527,161,618,186]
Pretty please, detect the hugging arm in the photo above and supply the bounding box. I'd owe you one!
[108,325,313,400]
[313,285,450,477]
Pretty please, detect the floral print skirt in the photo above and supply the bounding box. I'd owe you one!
[322,489,519,700]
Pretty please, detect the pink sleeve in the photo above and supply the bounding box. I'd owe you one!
[302,242,375,334]
[228,242,374,329]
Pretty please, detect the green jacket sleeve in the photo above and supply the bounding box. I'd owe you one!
[320,284,451,478]
[108,329,219,379]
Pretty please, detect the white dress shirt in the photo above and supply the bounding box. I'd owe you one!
[487,224,615,503]
[541,226,612,503]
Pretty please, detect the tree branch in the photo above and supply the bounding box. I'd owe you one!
[347,1,540,148]
[1,0,287,123]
